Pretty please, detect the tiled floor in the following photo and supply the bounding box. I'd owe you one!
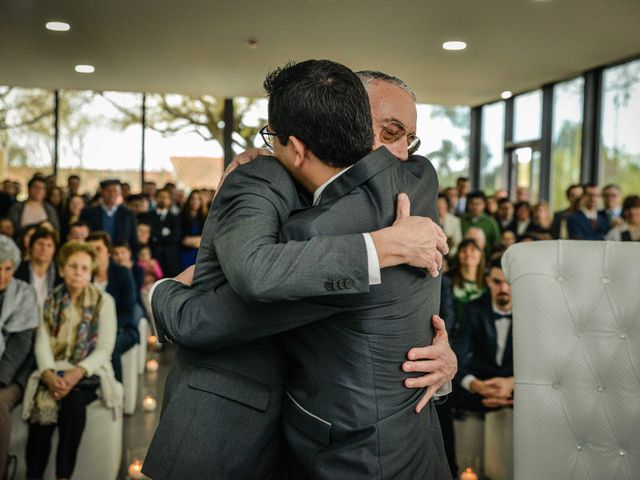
[120,343,175,479]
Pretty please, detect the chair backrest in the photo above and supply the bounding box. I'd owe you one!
[502,240,640,480]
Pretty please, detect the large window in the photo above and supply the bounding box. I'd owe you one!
[514,90,542,142]
[0,86,55,196]
[416,105,470,189]
[480,101,506,194]
[550,78,584,210]
[59,90,143,193]
[601,59,640,196]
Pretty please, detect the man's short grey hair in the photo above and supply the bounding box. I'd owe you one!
[356,70,416,100]
[0,235,21,269]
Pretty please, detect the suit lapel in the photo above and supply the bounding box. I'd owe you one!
[316,147,397,207]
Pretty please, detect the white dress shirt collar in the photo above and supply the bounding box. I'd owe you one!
[312,166,353,206]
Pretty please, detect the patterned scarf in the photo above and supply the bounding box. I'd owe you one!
[42,283,103,364]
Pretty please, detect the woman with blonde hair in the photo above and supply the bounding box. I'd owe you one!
[23,241,118,480]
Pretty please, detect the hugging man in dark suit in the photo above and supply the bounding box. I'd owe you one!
[143,62,453,479]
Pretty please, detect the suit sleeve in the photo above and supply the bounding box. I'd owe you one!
[452,301,476,388]
[210,158,370,302]
[151,278,342,350]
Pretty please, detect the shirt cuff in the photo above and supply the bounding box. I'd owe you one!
[148,278,174,342]
[434,381,452,397]
[362,233,381,286]
[461,374,478,393]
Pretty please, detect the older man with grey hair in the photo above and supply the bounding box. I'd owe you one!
[0,235,39,476]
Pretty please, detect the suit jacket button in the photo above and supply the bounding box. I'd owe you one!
[332,280,341,290]
[325,281,334,291]
[345,278,354,289]
[337,279,346,289]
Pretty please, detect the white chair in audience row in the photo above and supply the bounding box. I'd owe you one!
[10,382,124,480]
[122,318,150,415]
[504,241,640,480]
[138,318,149,375]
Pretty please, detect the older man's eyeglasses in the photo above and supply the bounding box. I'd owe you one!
[375,118,421,155]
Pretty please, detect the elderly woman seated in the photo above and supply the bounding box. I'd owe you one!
[23,241,118,480]
[0,235,39,477]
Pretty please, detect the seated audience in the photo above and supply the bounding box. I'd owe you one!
[461,191,501,254]
[454,177,470,216]
[0,217,15,239]
[45,186,65,221]
[179,190,207,270]
[80,179,138,253]
[453,257,514,413]
[495,198,514,232]
[14,227,62,308]
[551,184,583,239]
[0,235,39,477]
[112,241,146,321]
[8,176,60,234]
[500,230,516,249]
[24,241,117,480]
[506,201,533,241]
[438,193,462,257]
[60,194,86,242]
[464,226,487,253]
[0,190,14,218]
[87,232,138,383]
[142,181,158,211]
[66,221,91,243]
[601,184,623,228]
[606,195,640,242]
[137,245,164,291]
[485,195,498,217]
[446,239,487,330]
[136,221,152,250]
[141,188,181,277]
[121,182,132,200]
[567,184,610,240]
[528,201,553,240]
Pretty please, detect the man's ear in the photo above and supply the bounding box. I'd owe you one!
[289,136,309,169]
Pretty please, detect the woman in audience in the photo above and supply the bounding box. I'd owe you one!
[0,235,39,477]
[24,241,117,480]
[7,176,60,234]
[446,239,487,330]
[506,201,533,241]
[18,224,39,260]
[59,194,85,243]
[606,195,640,241]
[438,193,462,257]
[87,232,138,383]
[46,186,65,221]
[528,201,553,240]
[0,217,15,240]
[15,227,62,308]
[179,189,208,270]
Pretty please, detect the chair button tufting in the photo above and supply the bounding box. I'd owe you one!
[552,383,560,390]
[619,449,626,456]
[557,275,564,282]
[576,441,584,451]
[602,277,610,284]
[576,331,582,338]
[597,386,604,393]
[620,333,627,340]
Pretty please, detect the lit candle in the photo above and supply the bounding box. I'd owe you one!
[146,359,159,372]
[142,396,157,412]
[460,467,478,480]
[128,459,144,479]
[148,335,157,345]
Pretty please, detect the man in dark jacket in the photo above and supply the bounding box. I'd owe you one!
[140,188,181,277]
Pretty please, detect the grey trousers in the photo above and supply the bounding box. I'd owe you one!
[0,384,22,477]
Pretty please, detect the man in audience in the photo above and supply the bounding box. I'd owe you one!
[495,198,514,232]
[142,181,158,211]
[567,184,610,240]
[141,188,181,277]
[80,179,139,252]
[515,186,530,202]
[464,227,487,253]
[551,183,583,239]
[453,177,470,216]
[461,191,500,253]
[454,257,514,412]
[66,220,90,242]
[66,174,81,197]
[601,184,623,228]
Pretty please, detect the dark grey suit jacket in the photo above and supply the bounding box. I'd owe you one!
[279,150,450,479]
[143,156,370,480]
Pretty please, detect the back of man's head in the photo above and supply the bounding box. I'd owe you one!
[264,60,373,168]
[355,70,416,100]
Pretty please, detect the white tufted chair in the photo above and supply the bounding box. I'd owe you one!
[137,318,149,374]
[502,240,640,480]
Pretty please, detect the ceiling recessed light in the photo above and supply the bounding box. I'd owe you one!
[501,91,513,99]
[75,65,95,74]
[442,41,467,51]
[46,21,70,32]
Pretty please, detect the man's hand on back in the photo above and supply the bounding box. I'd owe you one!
[369,193,448,277]
[216,148,273,195]
[402,315,458,413]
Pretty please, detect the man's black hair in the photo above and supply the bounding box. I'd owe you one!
[263,60,373,168]
[27,176,46,190]
[467,190,487,202]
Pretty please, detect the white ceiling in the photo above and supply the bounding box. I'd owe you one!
[1,0,639,106]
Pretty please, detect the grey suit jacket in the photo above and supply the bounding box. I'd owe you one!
[143,156,370,480]
[279,149,451,479]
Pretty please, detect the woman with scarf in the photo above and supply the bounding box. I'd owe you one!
[23,241,117,480]
[0,235,39,478]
